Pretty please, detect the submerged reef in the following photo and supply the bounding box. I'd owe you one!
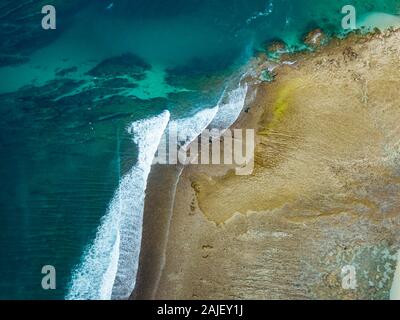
[87,53,151,80]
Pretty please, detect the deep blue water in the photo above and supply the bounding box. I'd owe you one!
[0,0,399,299]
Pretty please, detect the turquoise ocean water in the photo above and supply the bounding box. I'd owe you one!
[0,0,399,299]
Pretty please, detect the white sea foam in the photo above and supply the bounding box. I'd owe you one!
[171,107,219,149]
[155,81,248,167]
[246,1,274,25]
[66,111,170,300]
[153,107,219,165]
[100,230,120,299]
[154,81,248,167]
[208,83,248,132]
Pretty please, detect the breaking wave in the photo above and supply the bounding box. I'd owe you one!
[66,111,170,300]
[66,77,248,300]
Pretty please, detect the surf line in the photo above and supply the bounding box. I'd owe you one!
[66,111,170,300]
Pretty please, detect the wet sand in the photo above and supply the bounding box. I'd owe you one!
[135,29,400,299]
[132,164,183,299]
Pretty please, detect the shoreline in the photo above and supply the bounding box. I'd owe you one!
[132,164,183,299]
[135,28,400,299]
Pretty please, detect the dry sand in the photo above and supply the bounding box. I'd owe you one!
[134,29,400,300]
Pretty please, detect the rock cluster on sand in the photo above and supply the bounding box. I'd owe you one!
[303,28,327,48]
[266,39,288,55]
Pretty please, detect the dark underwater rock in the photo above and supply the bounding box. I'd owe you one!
[86,53,151,79]
[0,0,89,67]
[55,66,78,77]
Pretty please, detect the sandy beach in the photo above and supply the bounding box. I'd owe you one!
[134,28,400,300]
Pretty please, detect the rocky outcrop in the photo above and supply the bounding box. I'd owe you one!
[303,28,327,48]
[87,53,151,80]
[266,39,288,55]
